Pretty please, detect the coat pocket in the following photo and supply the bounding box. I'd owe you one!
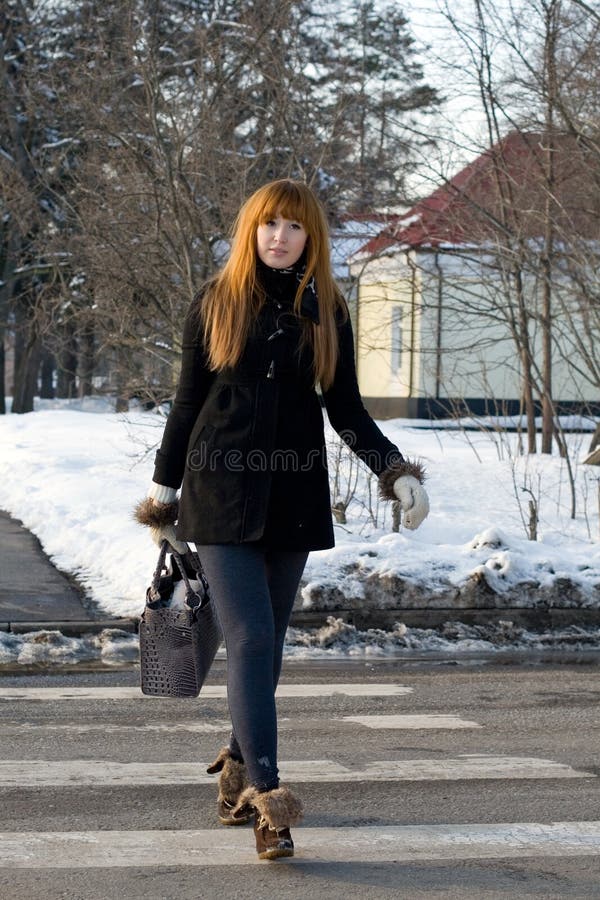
[186,423,216,472]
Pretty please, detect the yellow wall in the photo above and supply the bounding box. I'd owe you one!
[351,250,599,404]
[352,255,421,398]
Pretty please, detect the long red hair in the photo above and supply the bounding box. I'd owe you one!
[201,179,347,389]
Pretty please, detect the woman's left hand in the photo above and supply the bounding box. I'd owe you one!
[392,476,430,530]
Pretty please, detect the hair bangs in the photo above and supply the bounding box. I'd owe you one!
[255,181,311,228]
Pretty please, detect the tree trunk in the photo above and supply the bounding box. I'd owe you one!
[12,297,41,414]
[521,355,537,454]
[515,269,537,453]
[0,326,5,415]
[0,235,20,416]
[12,333,41,414]
[78,321,95,398]
[540,1,558,454]
[56,326,78,399]
[115,357,129,412]
[39,349,55,399]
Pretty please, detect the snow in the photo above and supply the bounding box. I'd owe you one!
[330,217,395,279]
[2,618,600,668]
[0,628,139,667]
[285,617,600,657]
[0,398,599,663]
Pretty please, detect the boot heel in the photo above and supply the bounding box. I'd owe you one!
[255,812,295,859]
[232,784,303,861]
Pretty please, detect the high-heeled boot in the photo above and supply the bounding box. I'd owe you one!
[233,784,303,859]
[206,747,252,826]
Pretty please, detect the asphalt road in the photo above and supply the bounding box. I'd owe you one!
[0,658,599,899]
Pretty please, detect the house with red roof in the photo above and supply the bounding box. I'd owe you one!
[348,131,600,419]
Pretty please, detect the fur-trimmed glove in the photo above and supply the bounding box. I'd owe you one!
[378,458,429,531]
[133,497,189,554]
[150,522,188,555]
[392,475,430,530]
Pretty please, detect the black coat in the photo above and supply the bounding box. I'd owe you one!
[152,264,404,551]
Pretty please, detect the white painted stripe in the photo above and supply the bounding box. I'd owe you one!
[344,714,482,730]
[0,756,592,786]
[359,757,594,780]
[2,722,233,734]
[274,684,412,697]
[2,714,477,735]
[0,683,412,701]
[0,760,345,786]
[1,822,599,867]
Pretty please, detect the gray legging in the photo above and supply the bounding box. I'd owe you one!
[194,542,308,792]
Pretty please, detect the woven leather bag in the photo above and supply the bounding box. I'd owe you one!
[140,540,221,697]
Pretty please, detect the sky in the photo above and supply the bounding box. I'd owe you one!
[403,0,520,194]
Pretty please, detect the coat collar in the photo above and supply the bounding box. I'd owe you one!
[299,281,320,324]
[257,260,320,325]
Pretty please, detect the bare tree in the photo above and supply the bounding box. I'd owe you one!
[422,0,600,460]
[1,0,439,412]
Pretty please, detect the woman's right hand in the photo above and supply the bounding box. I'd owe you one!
[149,501,189,554]
[134,496,188,554]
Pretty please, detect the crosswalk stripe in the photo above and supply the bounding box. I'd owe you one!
[1,722,233,734]
[343,714,482,729]
[0,756,592,786]
[0,714,481,734]
[1,822,599,867]
[0,684,412,701]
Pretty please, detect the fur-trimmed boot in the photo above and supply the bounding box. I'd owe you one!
[233,785,303,860]
[206,747,252,826]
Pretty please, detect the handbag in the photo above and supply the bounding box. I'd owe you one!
[139,540,222,697]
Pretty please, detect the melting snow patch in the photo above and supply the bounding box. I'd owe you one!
[0,629,139,667]
[284,617,600,658]
[1,619,600,666]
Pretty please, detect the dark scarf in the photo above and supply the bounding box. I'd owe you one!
[257,258,320,324]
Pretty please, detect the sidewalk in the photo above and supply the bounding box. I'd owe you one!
[0,510,136,636]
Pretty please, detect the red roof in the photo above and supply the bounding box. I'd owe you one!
[357,131,600,257]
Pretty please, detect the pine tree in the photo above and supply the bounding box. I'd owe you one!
[0,0,77,412]
[306,0,439,209]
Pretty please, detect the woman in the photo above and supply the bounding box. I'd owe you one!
[136,179,429,860]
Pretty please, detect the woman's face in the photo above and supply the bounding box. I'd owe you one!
[256,213,308,268]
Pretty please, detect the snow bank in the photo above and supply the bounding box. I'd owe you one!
[0,628,139,667]
[3,619,600,667]
[286,616,600,657]
[0,400,599,624]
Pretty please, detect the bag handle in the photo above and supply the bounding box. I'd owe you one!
[185,548,211,598]
[147,540,170,604]
[168,543,211,610]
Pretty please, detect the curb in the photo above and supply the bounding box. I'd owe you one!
[2,609,600,638]
[289,608,600,630]
[0,619,139,637]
